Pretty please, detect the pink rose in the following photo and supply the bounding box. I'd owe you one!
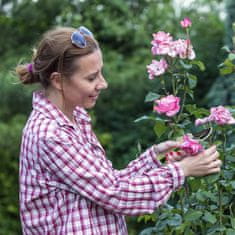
[195,106,235,126]
[150,30,195,59]
[195,117,210,126]
[169,39,196,60]
[147,59,168,79]
[151,31,173,45]
[180,17,192,28]
[209,106,235,125]
[153,95,180,117]
[151,31,173,55]
[180,135,203,156]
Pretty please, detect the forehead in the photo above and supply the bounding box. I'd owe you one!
[73,49,103,76]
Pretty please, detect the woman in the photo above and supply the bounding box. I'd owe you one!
[17,26,221,235]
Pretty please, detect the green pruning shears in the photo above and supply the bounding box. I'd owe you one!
[191,127,213,141]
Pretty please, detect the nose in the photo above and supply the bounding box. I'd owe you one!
[97,74,108,90]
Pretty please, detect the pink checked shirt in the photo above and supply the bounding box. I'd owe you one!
[19,90,185,235]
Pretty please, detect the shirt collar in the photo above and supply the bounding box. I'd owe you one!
[32,90,92,127]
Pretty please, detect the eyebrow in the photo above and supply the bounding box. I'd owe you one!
[84,66,103,79]
[84,70,99,79]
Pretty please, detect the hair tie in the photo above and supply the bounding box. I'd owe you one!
[27,63,33,73]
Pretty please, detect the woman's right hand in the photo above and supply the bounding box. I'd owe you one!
[177,145,222,177]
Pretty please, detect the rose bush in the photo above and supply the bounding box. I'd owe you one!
[136,18,235,235]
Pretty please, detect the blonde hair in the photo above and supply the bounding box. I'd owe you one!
[16,26,99,88]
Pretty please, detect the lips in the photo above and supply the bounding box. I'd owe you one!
[89,94,99,100]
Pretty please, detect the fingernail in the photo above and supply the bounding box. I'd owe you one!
[176,151,181,156]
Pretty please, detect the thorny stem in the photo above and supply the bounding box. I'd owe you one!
[218,130,227,235]
[172,75,176,96]
[218,184,223,235]
[223,132,227,169]
[176,77,187,123]
[184,178,190,207]
[160,77,168,95]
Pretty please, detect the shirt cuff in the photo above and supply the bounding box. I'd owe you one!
[146,145,162,168]
[166,162,185,190]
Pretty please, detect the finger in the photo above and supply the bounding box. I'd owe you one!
[207,167,221,174]
[165,151,178,162]
[165,152,175,163]
[204,145,217,156]
[198,145,217,158]
[207,159,222,169]
[155,141,181,153]
[171,151,185,161]
[177,150,187,157]
[206,151,220,163]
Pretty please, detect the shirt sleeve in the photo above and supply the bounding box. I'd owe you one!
[38,136,185,216]
[115,145,162,179]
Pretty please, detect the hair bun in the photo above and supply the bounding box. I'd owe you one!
[16,64,40,85]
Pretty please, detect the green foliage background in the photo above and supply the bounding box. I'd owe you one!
[0,0,233,234]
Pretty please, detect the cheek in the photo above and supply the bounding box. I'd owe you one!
[71,83,94,102]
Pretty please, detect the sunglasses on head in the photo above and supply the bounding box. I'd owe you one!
[71,26,93,48]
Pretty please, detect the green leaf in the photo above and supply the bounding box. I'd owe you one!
[134,115,150,123]
[167,214,182,227]
[202,211,217,224]
[185,104,197,113]
[221,45,231,53]
[207,225,226,234]
[185,86,194,99]
[195,191,206,202]
[220,67,234,75]
[184,227,194,235]
[145,92,160,102]
[190,60,206,71]
[137,214,156,223]
[184,210,203,222]
[230,181,235,189]
[223,170,234,180]
[228,53,235,61]
[204,191,218,202]
[226,229,235,235]
[224,58,234,67]
[189,178,202,191]
[179,60,193,70]
[187,74,198,89]
[154,120,167,138]
[231,218,235,229]
[139,227,156,235]
[205,174,220,184]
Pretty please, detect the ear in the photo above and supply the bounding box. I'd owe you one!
[49,72,63,91]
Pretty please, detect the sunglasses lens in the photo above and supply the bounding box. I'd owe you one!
[71,32,86,48]
[79,26,93,37]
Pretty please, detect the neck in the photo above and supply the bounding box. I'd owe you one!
[44,89,75,124]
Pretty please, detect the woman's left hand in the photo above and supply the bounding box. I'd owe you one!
[165,150,186,163]
[154,140,186,162]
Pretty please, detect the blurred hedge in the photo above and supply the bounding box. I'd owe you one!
[0,0,227,234]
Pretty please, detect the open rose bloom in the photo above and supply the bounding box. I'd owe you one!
[180,135,203,156]
[147,59,168,79]
[153,95,180,117]
[151,31,173,55]
[195,106,235,126]
[150,31,196,61]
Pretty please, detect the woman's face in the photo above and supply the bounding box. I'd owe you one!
[62,49,108,109]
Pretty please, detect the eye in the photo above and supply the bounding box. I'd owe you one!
[87,76,97,82]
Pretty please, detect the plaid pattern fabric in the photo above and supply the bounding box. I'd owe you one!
[19,90,185,235]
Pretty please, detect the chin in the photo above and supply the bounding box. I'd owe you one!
[84,103,96,109]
